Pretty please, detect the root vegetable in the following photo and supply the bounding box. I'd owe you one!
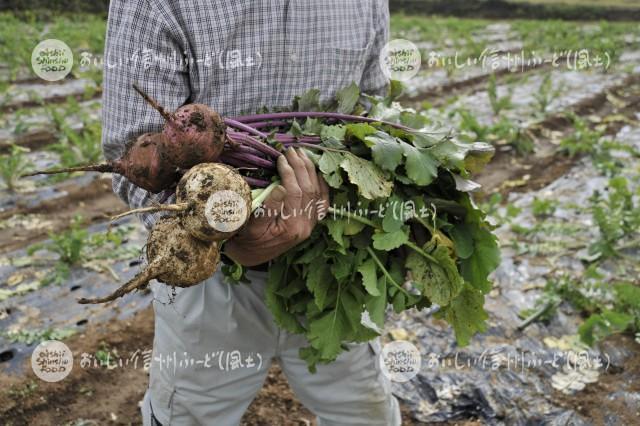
[176,163,252,241]
[111,163,253,242]
[22,133,177,193]
[133,84,226,168]
[78,216,219,304]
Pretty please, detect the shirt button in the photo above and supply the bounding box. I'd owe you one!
[290,52,298,63]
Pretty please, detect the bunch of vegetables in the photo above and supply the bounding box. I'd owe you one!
[26,81,500,370]
[222,83,501,369]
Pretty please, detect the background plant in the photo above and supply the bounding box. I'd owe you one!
[27,217,137,285]
[0,144,33,191]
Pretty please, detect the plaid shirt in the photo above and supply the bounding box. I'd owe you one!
[102,0,390,229]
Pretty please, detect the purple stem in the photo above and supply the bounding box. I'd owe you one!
[220,151,276,170]
[273,135,322,144]
[224,118,269,139]
[246,120,290,130]
[242,176,271,188]
[229,112,413,132]
[220,156,258,170]
[227,131,282,159]
[227,143,265,157]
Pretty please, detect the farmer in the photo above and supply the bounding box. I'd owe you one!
[102,1,400,424]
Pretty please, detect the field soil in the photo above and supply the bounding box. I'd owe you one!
[0,307,425,426]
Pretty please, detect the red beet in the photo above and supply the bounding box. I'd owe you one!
[23,133,178,194]
[133,84,226,168]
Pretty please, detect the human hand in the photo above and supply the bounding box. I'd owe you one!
[224,148,329,267]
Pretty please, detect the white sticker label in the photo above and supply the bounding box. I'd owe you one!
[379,39,422,81]
[31,39,74,82]
[379,340,421,382]
[31,340,73,382]
[205,190,248,233]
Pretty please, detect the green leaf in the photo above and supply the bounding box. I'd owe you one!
[365,276,387,327]
[325,219,346,247]
[579,310,634,346]
[289,120,304,137]
[340,290,363,332]
[364,132,404,172]
[439,283,488,346]
[428,139,471,172]
[410,130,441,148]
[319,151,344,188]
[275,278,305,298]
[299,346,322,373]
[331,252,354,283]
[406,238,464,306]
[464,142,495,174]
[307,305,349,360]
[372,228,409,251]
[345,123,377,141]
[307,258,335,310]
[335,82,360,114]
[429,140,495,175]
[402,142,439,186]
[343,219,365,236]
[400,111,430,130]
[340,153,393,200]
[459,196,500,293]
[321,125,346,143]
[614,282,640,309]
[385,80,405,104]
[460,225,500,293]
[392,291,406,313]
[351,227,373,249]
[221,260,249,284]
[265,261,305,334]
[297,88,321,111]
[303,118,323,135]
[381,196,408,232]
[358,258,380,296]
[294,239,326,264]
[449,223,474,259]
[369,102,401,123]
[342,288,379,342]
